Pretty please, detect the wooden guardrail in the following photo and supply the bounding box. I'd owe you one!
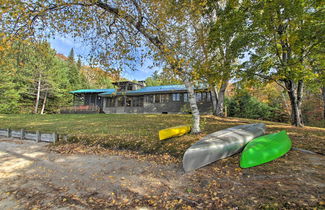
[0,128,58,143]
[60,105,100,114]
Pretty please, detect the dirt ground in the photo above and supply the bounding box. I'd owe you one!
[0,138,324,209]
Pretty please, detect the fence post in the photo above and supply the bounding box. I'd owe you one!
[20,129,25,140]
[7,128,11,138]
[52,132,57,143]
[63,135,68,142]
[36,131,41,142]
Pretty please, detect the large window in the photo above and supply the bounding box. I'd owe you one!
[155,94,160,103]
[126,97,132,107]
[172,93,180,101]
[105,97,115,107]
[146,95,154,103]
[133,96,144,107]
[90,94,96,105]
[117,96,125,107]
[206,92,211,102]
[161,94,170,103]
[196,92,202,102]
[183,93,188,102]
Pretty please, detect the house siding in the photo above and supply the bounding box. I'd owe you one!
[102,93,213,114]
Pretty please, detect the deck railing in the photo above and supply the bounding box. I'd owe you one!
[60,105,100,114]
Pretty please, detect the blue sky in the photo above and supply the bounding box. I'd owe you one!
[49,36,159,81]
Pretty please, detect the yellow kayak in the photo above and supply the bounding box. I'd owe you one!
[159,125,191,140]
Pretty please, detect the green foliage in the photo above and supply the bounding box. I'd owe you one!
[0,40,89,114]
[226,90,288,122]
[145,70,182,86]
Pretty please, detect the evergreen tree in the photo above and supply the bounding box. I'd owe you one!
[68,48,75,63]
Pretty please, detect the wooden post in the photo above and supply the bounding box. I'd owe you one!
[52,133,57,143]
[20,129,25,140]
[36,131,41,142]
[7,128,11,138]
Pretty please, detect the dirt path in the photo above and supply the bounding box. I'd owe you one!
[0,139,189,209]
[0,138,324,209]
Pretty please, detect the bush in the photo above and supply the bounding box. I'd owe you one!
[226,91,288,122]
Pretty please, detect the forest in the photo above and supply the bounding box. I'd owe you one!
[0,0,324,128]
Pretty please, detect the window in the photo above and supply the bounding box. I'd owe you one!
[133,96,144,107]
[117,96,125,107]
[146,95,154,103]
[105,97,115,107]
[155,94,160,103]
[161,94,170,103]
[90,94,96,105]
[183,93,188,102]
[196,92,202,102]
[127,85,133,91]
[172,93,180,101]
[201,92,207,102]
[206,92,211,102]
[126,97,132,107]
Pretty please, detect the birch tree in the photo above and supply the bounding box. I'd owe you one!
[203,0,249,117]
[1,0,213,133]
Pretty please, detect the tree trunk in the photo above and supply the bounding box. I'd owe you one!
[34,74,42,114]
[284,79,304,127]
[322,86,325,120]
[211,81,228,117]
[216,81,228,117]
[210,86,218,115]
[40,90,48,115]
[184,79,200,134]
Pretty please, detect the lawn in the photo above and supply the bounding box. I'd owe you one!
[0,114,324,157]
[0,114,324,208]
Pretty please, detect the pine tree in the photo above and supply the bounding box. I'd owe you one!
[68,48,75,63]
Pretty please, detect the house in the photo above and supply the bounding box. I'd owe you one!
[67,81,213,114]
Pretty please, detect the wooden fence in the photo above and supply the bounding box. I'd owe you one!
[0,128,58,143]
[60,105,100,114]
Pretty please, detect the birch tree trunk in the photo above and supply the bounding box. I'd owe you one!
[40,90,48,115]
[215,81,228,117]
[211,81,228,117]
[184,79,200,134]
[210,86,218,115]
[284,79,304,127]
[34,74,42,114]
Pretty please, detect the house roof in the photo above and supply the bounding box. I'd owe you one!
[71,85,208,96]
[99,85,197,96]
[126,85,187,95]
[69,89,115,94]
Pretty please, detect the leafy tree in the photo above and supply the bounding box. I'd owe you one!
[242,0,323,126]
[200,0,249,117]
[1,0,211,133]
[145,70,182,86]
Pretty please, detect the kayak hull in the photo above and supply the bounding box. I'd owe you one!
[183,123,266,172]
[159,125,191,140]
[240,130,292,168]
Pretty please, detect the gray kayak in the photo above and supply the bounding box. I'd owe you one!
[183,123,266,172]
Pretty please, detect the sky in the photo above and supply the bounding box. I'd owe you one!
[49,36,160,81]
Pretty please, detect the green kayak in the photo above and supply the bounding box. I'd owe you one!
[240,130,292,168]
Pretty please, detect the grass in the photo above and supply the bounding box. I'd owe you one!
[1,114,324,208]
[0,114,324,157]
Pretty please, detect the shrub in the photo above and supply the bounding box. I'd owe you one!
[226,91,288,122]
